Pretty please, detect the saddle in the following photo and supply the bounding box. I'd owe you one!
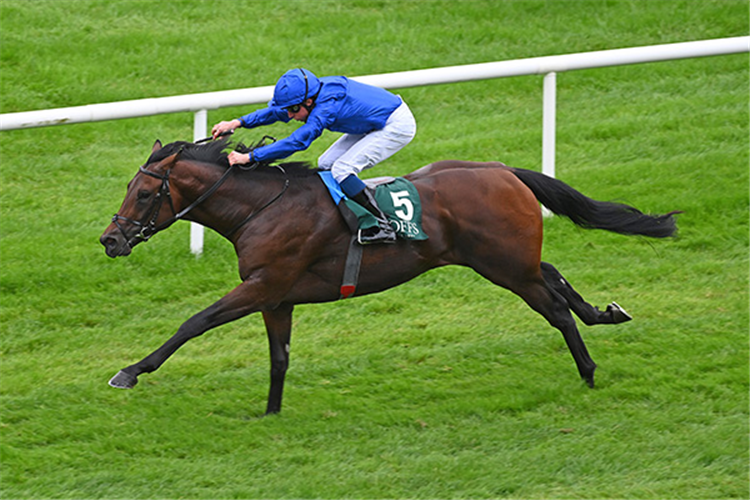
[318,171,428,241]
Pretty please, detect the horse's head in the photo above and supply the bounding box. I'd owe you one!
[100,136,298,257]
[100,139,185,257]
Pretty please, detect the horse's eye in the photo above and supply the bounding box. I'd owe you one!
[137,190,152,201]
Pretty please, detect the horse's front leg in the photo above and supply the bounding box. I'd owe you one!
[262,303,293,415]
[108,280,262,390]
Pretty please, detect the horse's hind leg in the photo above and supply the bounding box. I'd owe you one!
[473,261,598,387]
[541,262,632,325]
[514,278,598,387]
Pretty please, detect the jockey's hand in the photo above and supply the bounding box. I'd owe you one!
[211,119,240,139]
[227,151,252,166]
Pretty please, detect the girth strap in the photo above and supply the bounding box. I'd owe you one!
[340,235,363,299]
[334,199,364,299]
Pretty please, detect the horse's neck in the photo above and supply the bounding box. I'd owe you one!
[169,161,248,231]
[171,161,324,237]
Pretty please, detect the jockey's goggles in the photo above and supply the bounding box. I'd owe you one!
[285,103,303,114]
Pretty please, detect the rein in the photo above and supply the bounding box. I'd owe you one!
[227,165,289,238]
[112,140,289,247]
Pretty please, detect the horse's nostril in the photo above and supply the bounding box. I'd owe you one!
[100,230,132,258]
[100,234,114,248]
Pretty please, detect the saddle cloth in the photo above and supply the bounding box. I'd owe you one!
[318,171,428,241]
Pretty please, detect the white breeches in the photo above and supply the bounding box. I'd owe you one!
[318,100,416,183]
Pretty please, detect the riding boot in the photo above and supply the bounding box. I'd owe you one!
[350,189,397,245]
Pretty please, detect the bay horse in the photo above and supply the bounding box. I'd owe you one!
[100,138,678,415]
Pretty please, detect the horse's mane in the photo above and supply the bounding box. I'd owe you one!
[147,137,318,177]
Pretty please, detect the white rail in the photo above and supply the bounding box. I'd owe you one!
[2,36,747,253]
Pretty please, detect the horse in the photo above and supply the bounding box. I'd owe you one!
[100,138,679,415]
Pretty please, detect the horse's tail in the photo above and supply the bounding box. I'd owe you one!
[510,167,680,238]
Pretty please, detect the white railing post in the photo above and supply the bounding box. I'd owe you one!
[541,72,557,216]
[542,72,556,179]
[190,109,207,255]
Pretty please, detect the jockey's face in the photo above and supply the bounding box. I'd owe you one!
[287,98,314,122]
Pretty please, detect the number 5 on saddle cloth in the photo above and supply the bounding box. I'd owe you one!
[318,171,428,242]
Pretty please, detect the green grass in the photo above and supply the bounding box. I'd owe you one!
[1,0,748,498]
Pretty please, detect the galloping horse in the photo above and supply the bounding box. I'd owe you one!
[100,138,678,414]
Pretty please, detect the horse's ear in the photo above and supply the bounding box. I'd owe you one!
[152,140,162,153]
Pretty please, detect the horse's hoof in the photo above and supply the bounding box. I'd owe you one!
[582,365,596,388]
[109,370,138,389]
[607,302,633,323]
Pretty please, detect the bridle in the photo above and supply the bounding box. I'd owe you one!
[111,140,288,249]
[111,163,180,247]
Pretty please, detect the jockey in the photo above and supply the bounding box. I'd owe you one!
[211,68,417,245]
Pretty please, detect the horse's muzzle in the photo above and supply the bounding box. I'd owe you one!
[100,229,132,258]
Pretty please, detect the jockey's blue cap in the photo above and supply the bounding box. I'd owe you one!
[269,68,321,108]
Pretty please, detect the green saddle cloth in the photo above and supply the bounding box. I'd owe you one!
[344,178,428,241]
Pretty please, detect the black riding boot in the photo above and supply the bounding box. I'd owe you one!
[351,189,397,245]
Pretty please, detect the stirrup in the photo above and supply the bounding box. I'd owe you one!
[357,225,397,245]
